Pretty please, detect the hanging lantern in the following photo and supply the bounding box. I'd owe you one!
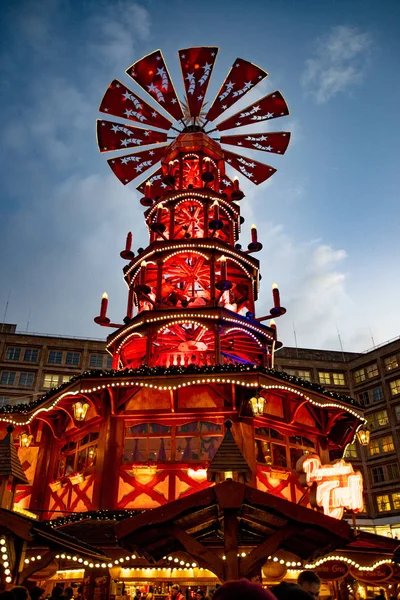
[356,426,370,446]
[73,401,90,422]
[19,432,33,448]
[249,394,265,416]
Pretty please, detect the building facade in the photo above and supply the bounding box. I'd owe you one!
[1,324,400,535]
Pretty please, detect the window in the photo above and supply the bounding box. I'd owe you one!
[359,391,369,406]
[387,463,400,481]
[105,355,113,369]
[48,350,62,364]
[89,354,104,368]
[371,386,384,403]
[318,372,330,385]
[372,466,385,484]
[284,369,311,381]
[392,492,400,510]
[288,435,316,469]
[344,443,358,458]
[124,423,172,462]
[375,410,389,427]
[176,421,222,462]
[55,432,99,479]
[0,371,16,385]
[0,397,10,408]
[385,355,399,372]
[382,436,395,453]
[66,352,80,366]
[332,372,346,386]
[43,373,71,389]
[376,494,390,512]
[369,436,395,456]
[6,347,21,361]
[23,348,39,362]
[395,406,400,421]
[390,380,400,396]
[19,373,34,387]
[354,368,366,384]
[255,427,287,468]
[366,363,379,378]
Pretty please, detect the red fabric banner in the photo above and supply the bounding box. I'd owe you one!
[99,80,171,131]
[107,146,166,185]
[223,149,276,184]
[97,120,168,152]
[220,131,291,155]
[126,50,184,122]
[179,46,218,117]
[216,91,289,132]
[205,58,268,123]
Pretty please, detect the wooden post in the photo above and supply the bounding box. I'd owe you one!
[30,424,55,513]
[223,509,239,581]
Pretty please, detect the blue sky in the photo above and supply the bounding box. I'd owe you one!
[0,0,399,351]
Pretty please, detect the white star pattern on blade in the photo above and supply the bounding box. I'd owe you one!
[152,112,157,117]
[101,122,105,127]
[181,54,185,59]
[227,159,232,163]
[259,135,267,141]
[235,122,242,126]
[265,145,273,151]
[116,84,120,88]
[156,67,166,77]
[111,125,120,133]
[235,63,240,67]
[121,139,129,146]
[131,71,136,77]
[224,180,231,186]
[156,55,162,60]
[144,131,150,136]
[121,157,128,164]
[243,81,254,90]
[171,98,177,104]
[238,142,242,145]
[258,75,262,79]
[222,105,227,110]
[202,62,212,71]
[161,183,167,188]
[266,112,274,118]
[211,52,215,56]
[149,151,154,155]
[198,95,203,100]
[148,83,158,93]
[104,108,108,112]
[253,105,260,112]
[124,109,132,117]
[135,164,144,172]
[122,90,132,101]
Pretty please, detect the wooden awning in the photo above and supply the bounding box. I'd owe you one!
[115,481,353,581]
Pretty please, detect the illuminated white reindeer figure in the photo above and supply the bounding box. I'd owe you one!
[296,454,363,520]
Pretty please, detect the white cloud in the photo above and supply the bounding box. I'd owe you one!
[301,25,372,103]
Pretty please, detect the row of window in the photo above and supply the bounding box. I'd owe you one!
[352,355,399,384]
[283,369,346,386]
[1,371,73,389]
[4,348,112,369]
[358,380,400,405]
[376,491,400,513]
[371,463,400,484]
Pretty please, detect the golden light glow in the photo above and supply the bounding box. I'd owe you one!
[250,394,265,416]
[13,505,38,520]
[102,292,108,299]
[19,432,33,448]
[72,400,90,422]
[272,282,278,289]
[357,426,370,446]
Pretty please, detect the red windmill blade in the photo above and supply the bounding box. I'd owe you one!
[220,131,291,155]
[107,147,167,185]
[205,58,268,123]
[97,120,168,153]
[136,167,167,198]
[219,174,235,195]
[126,50,184,122]
[223,149,276,184]
[213,90,289,132]
[179,46,218,117]
[99,80,172,131]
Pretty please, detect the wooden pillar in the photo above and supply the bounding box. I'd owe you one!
[204,200,210,238]
[156,259,163,303]
[30,424,56,513]
[215,325,221,366]
[126,285,134,320]
[223,509,239,581]
[92,396,124,510]
[169,206,175,239]
[210,256,216,305]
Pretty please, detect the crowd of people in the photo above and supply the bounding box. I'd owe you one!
[0,572,389,600]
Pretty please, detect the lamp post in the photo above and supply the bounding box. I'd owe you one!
[249,394,265,416]
[73,401,90,422]
[19,432,33,448]
[356,425,370,446]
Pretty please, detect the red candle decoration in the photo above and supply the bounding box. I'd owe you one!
[213,201,220,221]
[145,181,152,199]
[157,205,163,223]
[220,255,227,280]
[272,283,280,308]
[140,261,147,285]
[233,176,239,192]
[125,232,132,253]
[168,161,174,175]
[251,224,258,244]
[270,319,276,334]
[204,157,211,172]
[100,293,108,319]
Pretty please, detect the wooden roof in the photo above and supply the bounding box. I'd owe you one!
[0,425,28,484]
[115,481,353,577]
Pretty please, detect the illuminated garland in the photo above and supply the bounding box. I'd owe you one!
[0,363,361,417]
[304,555,394,572]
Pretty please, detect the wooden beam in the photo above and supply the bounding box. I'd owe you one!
[18,550,57,584]
[167,524,224,582]
[223,509,239,581]
[239,523,300,578]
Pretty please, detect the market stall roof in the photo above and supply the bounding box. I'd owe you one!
[0,508,106,560]
[115,481,353,581]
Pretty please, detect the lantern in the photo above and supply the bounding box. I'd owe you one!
[250,394,265,416]
[356,426,370,446]
[73,401,90,422]
[19,432,33,448]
